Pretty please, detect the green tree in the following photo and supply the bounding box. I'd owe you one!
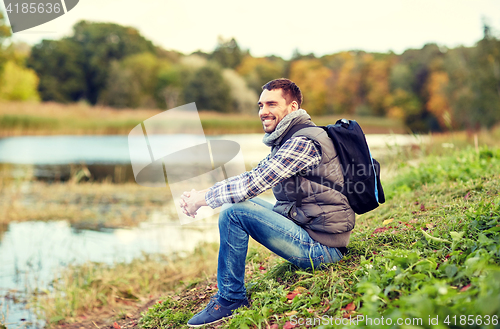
[28,39,86,102]
[211,37,244,69]
[442,46,475,129]
[183,65,231,112]
[0,60,39,101]
[155,64,186,109]
[0,9,12,74]
[72,21,156,104]
[467,26,500,129]
[100,52,162,108]
[28,20,156,104]
[222,68,258,113]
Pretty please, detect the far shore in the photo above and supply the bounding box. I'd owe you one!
[0,101,406,136]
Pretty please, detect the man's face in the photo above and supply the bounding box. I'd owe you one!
[258,89,298,133]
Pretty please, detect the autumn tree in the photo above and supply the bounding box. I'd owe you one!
[364,54,392,116]
[323,52,363,115]
[237,56,285,94]
[289,59,331,115]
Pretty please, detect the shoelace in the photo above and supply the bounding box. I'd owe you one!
[205,295,219,309]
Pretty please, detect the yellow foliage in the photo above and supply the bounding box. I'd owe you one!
[289,59,331,115]
[426,71,452,129]
[329,52,362,114]
[366,59,391,115]
[387,106,405,119]
[0,61,40,101]
[236,56,284,91]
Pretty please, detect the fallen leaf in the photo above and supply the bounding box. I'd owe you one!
[198,294,206,299]
[283,321,296,329]
[426,223,434,229]
[268,324,279,329]
[342,302,356,311]
[420,204,426,211]
[373,227,388,234]
[286,287,306,300]
[113,322,121,329]
[284,311,298,316]
[323,305,330,313]
[286,291,299,300]
[460,283,471,292]
[382,218,394,225]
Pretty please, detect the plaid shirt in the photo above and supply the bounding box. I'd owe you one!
[205,137,321,209]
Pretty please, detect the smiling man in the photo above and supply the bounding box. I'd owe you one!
[180,78,354,327]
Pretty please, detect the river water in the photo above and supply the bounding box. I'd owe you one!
[0,133,424,328]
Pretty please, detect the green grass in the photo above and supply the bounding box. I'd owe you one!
[31,243,219,327]
[139,145,500,328]
[25,135,500,328]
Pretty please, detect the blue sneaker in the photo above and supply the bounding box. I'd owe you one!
[187,295,249,327]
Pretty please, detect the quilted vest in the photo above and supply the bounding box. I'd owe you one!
[271,123,355,247]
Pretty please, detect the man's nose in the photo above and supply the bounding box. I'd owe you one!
[259,106,269,117]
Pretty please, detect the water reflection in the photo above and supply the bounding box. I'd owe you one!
[0,214,220,328]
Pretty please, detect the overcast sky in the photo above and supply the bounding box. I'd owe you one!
[2,0,500,59]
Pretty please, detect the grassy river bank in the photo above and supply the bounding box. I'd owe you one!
[0,132,494,329]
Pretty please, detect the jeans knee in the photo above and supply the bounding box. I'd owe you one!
[218,202,251,229]
[219,203,238,229]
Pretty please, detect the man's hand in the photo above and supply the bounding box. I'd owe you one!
[179,189,208,218]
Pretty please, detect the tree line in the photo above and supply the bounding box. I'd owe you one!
[0,13,499,132]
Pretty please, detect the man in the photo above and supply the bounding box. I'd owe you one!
[180,78,354,327]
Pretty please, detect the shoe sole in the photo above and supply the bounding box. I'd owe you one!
[187,315,233,327]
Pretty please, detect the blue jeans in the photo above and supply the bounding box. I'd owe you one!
[217,197,344,302]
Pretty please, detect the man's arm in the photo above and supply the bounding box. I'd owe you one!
[179,188,209,218]
[179,154,274,218]
[205,136,321,209]
[181,137,321,217]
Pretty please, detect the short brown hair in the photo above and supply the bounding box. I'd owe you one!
[262,78,303,108]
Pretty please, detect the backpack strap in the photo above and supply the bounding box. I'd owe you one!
[278,123,317,147]
[278,123,316,208]
[278,123,344,208]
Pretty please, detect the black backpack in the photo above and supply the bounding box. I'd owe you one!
[280,119,385,214]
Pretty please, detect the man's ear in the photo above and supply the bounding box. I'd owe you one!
[290,100,299,112]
